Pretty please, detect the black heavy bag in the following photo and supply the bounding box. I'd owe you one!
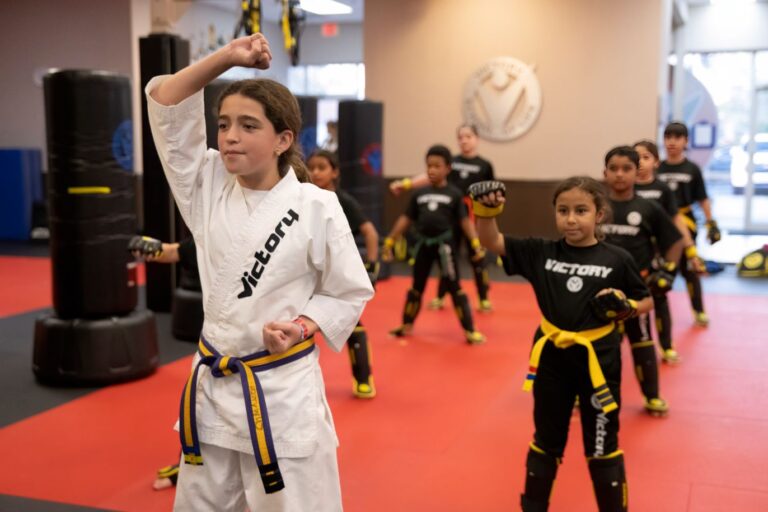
[44,70,137,319]
[338,100,384,235]
[140,34,190,312]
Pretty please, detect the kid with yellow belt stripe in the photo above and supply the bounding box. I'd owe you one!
[473,177,652,512]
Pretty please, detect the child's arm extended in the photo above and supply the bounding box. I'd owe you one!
[469,181,506,256]
[150,34,272,106]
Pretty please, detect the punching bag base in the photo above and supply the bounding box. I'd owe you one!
[171,287,204,342]
[33,309,159,386]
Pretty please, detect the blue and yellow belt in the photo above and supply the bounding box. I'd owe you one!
[523,318,618,414]
[179,336,316,494]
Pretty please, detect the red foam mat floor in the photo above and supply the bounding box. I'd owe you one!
[0,275,766,511]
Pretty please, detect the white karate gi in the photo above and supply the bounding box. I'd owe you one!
[146,76,373,512]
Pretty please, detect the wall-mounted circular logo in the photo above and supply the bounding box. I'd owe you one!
[462,57,542,142]
[566,276,583,293]
[627,211,642,226]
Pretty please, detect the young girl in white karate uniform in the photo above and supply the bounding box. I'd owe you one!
[145,33,373,512]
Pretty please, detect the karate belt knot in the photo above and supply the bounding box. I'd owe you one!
[523,318,618,414]
[179,335,316,494]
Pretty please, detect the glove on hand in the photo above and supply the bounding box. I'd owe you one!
[590,289,638,322]
[468,181,506,218]
[127,235,163,259]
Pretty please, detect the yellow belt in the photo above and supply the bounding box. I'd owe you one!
[180,336,316,494]
[524,318,618,414]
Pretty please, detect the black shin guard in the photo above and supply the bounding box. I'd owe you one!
[653,293,673,351]
[685,274,704,313]
[347,326,372,384]
[450,290,474,332]
[436,277,448,301]
[521,447,560,511]
[403,288,422,325]
[631,341,660,400]
[588,454,628,512]
[472,261,490,301]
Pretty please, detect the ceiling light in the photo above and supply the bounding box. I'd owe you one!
[299,0,353,15]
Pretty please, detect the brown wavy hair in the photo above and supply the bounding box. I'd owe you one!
[217,79,309,183]
[552,176,611,240]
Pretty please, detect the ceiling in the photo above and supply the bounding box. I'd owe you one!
[195,0,364,25]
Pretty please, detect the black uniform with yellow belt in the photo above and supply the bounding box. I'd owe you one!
[657,158,714,317]
[604,195,681,411]
[433,155,496,308]
[501,236,648,512]
[398,184,477,336]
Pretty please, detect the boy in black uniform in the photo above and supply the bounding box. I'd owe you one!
[634,140,705,364]
[603,146,683,416]
[389,125,495,312]
[656,122,721,327]
[383,144,486,344]
[307,149,380,398]
[472,176,651,512]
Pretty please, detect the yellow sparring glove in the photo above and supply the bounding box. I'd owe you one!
[467,181,506,218]
[470,238,486,262]
[685,245,707,275]
[382,237,395,262]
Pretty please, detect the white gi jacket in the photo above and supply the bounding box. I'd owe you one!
[145,76,373,459]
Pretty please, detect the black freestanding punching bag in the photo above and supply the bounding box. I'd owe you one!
[140,34,190,312]
[338,101,385,274]
[33,70,158,386]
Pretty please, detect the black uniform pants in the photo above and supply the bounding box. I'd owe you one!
[436,231,490,302]
[531,331,622,458]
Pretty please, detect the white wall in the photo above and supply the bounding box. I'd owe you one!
[683,3,768,53]
[0,0,133,163]
[300,23,363,65]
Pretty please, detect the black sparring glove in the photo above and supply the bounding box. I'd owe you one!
[706,220,721,244]
[589,289,638,323]
[646,269,675,294]
[127,235,163,258]
[467,180,506,218]
[364,260,380,287]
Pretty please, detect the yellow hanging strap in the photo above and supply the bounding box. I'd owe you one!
[524,318,618,414]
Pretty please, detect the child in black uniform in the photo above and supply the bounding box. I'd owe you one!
[390,124,495,312]
[602,145,683,416]
[656,122,720,327]
[307,149,379,398]
[473,176,651,511]
[383,144,486,344]
[634,140,705,364]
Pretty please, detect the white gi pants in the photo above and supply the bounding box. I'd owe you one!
[173,412,342,512]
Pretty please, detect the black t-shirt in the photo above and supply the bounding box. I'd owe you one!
[635,179,678,217]
[449,155,495,194]
[336,189,368,236]
[603,196,681,271]
[656,159,708,208]
[502,237,649,332]
[405,184,467,237]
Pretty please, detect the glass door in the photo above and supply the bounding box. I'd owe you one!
[744,83,768,231]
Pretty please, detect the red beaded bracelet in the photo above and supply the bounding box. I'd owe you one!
[291,317,309,341]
